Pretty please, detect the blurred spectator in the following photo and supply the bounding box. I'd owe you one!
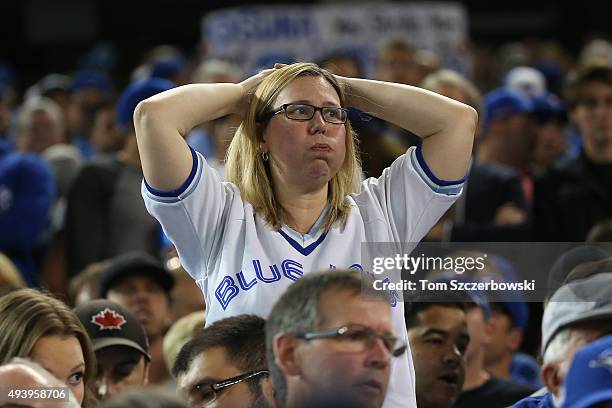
[0,357,79,408]
[499,43,531,75]
[162,311,205,378]
[89,99,123,154]
[511,273,612,407]
[0,288,96,407]
[68,260,107,307]
[67,69,114,159]
[404,291,470,408]
[470,43,503,94]
[535,62,612,241]
[99,387,189,408]
[65,78,173,277]
[40,143,84,294]
[167,257,205,321]
[34,73,72,113]
[506,68,571,175]
[377,38,423,86]
[318,52,363,78]
[99,252,174,385]
[422,69,483,121]
[131,45,190,85]
[452,278,537,408]
[478,88,536,204]
[75,299,150,400]
[0,252,25,295]
[0,138,55,286]
[173,315,271,408]
[17,96,66,154]
[560,334,612,408]
[530,93,569,175]
[266,269,400,408]
[191,59,243,84]
[485,301,542,388]
[422,70,530,242]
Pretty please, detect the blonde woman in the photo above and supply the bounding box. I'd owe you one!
[0,288,96,407]
[136,63,476,407]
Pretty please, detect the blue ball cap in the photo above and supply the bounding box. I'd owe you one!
[71,69,113,93]
[531,92,565,123]
[150,57,185,81]
[562,334,612,408]
[116,78,175,129]
[484,88,534,129]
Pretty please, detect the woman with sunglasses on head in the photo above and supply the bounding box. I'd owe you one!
[135,62,476,407]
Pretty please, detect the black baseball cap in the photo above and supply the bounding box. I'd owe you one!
[74,299,151,361]
[98,252,174,298]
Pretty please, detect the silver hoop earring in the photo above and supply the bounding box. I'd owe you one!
[261,152,269,161]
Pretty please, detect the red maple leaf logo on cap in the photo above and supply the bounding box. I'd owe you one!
[91,308,127,330]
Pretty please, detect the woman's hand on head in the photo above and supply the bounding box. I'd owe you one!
[235,65,285,115]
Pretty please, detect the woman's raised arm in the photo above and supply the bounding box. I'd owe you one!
[134,69,274,191]
[343,77,477,181]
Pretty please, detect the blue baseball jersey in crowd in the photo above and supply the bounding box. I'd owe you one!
[143,145,464,408]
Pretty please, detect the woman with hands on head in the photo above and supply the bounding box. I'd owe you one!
[135,62,477,408]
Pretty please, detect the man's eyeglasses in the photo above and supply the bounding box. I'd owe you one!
[192,369,269,407]
[259,103,348,124]
[295,324,407,357]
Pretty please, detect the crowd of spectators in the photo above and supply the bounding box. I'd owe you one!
[1,16,612,408]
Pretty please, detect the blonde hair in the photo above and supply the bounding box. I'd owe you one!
[0,288,97,407]
[0,252,25,289]
[225,63,361,231]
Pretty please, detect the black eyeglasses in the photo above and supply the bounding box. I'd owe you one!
[295,324,407,358]
[259,103,348,124]
[191,369,269,407]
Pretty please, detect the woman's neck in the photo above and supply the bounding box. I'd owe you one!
[275,183,328,235]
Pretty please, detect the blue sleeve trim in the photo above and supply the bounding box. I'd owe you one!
[415,144,467,185]
[143,146,198,198]
[411,146,465,195]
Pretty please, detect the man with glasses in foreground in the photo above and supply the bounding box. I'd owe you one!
[266,269,404,408]
[173,314,273,408]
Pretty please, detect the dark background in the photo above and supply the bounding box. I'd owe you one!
[0,0,608,90]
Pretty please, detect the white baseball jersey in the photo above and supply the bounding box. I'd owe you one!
[142,145,463,408]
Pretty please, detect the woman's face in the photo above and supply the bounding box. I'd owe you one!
[30,335,86,405]
[260,75,347,192]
